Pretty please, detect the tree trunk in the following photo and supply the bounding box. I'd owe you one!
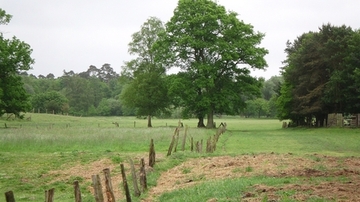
[316,114,325,127]
[206,110,215,128]
[147,115,152,127]
[197,115,205,128]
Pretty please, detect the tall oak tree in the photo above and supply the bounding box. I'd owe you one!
[155,0,268,128]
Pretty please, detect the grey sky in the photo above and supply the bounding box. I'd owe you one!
[1,0,359,79]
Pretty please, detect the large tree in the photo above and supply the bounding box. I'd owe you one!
[0,9,34,117]
[278,24,358,126]
[344,30,360,112]
[121,17,169,127]
[155,0,268,128]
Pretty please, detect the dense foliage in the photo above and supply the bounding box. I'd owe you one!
[21,65,126,116]
[0,9,34,117]
[278,24,360,126]
[154,0,268,127]
[120,17,169,127]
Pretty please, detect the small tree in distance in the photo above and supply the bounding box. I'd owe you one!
[120,17,169,127]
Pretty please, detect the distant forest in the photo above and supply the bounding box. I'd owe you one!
[21,64,281,118]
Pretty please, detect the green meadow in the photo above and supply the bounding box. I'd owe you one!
[1,113,360,201]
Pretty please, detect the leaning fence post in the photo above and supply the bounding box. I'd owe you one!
[139,158,147,192]
[103,168,116,202]
[129,159,141,197]
[206,136,212,153]
[120,164,131,202]
[173,128,180,153]
[167,134,176,156]
[181,125,188,151]
[92,175,104,202]
[5,191,15,202]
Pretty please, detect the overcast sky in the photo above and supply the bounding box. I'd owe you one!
[1,0,359,79]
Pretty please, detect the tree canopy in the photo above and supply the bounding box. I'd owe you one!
[120,17,169,127]
[155,0,268,127]
[0,8,34,117]
[277,24,360,126]
[31,91,68,114]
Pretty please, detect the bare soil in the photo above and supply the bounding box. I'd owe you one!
[48,153,360,201]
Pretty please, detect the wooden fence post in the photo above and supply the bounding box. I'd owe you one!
[181,125,188,151]
[195,141,200,153]
[5,191,15,202]
[45,188,55,202]
[139,158,147,192]
[149,139,155,167]
[167,132,176,156]
[129,159,141,197]
[166,135,175,156]
[206,136,212,153]
[190,137,193,152]
[74,181,82,202]
[212,134,217,152]
[173,128,180,153]
[92,175,104,202]
[120,164,131,202]
[103,168,116,202]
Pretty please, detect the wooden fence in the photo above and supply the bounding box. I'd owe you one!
[167,122,227,156]
[4,123,227,201]
[4,137,157,202]
[4,159,149,202]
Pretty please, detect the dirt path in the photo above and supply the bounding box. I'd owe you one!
[145,153,360,201]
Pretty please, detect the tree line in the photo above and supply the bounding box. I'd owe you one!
[20,64,131,116]
[17,67,280,119]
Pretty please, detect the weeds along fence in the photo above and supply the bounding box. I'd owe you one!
[167,122,227,156]
[3,123,227,202]
[4,155,154,202]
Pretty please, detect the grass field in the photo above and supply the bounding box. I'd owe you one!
[1,113,360,201]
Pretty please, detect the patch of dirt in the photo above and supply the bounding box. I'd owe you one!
[46,153,360,201]
[46,158,123,199]
[46,154,155,200]
[146,153,360,201]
